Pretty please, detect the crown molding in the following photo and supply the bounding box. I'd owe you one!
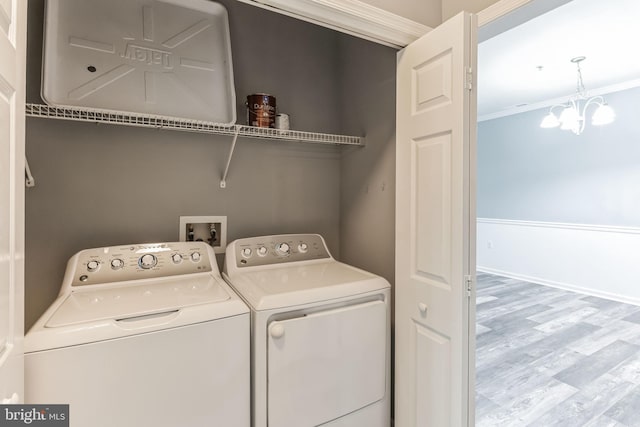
[477,0,534,27]
[478,79,640,122]
[236,0,431,48]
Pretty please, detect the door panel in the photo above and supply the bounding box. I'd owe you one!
[415,134,451,284]
[395,11,476,427]
[0,0,25,404]
[414,321,451,426]
[413,51,452,113]
[0,0,10,38]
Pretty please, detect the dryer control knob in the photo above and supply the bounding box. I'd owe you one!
[190,252,201,262]
[257,246,268,257]
[87,260,100,272]
[139,254,157,269]
[275,242,290,256]
[110,258,124,270]
[171,253,183,264]
[270,323,285,339]
[298,243,308,253]
[241,248,252,258]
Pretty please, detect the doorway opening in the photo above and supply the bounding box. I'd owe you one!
[475,0,640,424]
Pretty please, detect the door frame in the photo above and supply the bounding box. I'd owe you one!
[0,0,27,404]
[477,0,573,39]
[235,0,571,49]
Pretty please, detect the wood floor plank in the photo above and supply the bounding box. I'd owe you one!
[476,273,640,427]
[604,385,640,426]
[530,374,635,426]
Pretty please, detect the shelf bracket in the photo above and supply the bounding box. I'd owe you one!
[25,156,35,188]
[220,126,240,189]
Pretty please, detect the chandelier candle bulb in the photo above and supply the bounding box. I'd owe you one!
[592,103,615,126]
[540,112,560,128]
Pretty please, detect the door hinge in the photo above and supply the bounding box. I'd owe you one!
[465,275,473,297]
[465,68,473,91]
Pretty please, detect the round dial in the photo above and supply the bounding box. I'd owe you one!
[138,254,157,269]
[275,242,290,256]
[190,252,201,262]
[241,248,252,258]
[257,246,268,257]
[110,258,124,270]
[298,243,309,253]
[87,260,100,272]
[171,253,183,264]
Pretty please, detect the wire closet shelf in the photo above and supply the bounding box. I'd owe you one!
[25,103,364,146]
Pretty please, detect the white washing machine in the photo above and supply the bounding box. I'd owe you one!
[25,242,250,427]
[223,234,390,427]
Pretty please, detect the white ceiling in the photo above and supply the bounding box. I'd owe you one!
[478,0,640,119]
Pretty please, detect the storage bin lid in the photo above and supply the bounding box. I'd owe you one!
[42,0,236,124]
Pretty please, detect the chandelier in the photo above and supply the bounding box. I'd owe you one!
[540,56,615,135]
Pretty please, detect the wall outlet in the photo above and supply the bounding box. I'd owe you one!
[179,216,227,254]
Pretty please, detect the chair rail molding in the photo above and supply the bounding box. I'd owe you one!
[477,218,640,305]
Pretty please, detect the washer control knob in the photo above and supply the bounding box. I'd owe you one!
[87,260,100,272]
[298,243,308,253]
[139,254,157,269]
[110,258,124,270]
[171,253,183,264]
[241,248,253,258]
[257,246,268,257]
[190,252,201,262]
[275,242,290,256]
[270,323,285,339]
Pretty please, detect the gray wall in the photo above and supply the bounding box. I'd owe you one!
[478,86,640,227]
[358,0,441,28]
[25,0,376,330]
[338,37,396,293]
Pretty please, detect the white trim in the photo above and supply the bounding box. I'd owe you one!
[477,0,535,27]
[477,266,640,307]
[236,0,431,48]
[477,217,640,235]
[233,0,547,49]
[478,79,640,122]
[477,218,640,306]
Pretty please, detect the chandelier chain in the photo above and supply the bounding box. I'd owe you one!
[575,61,586,99]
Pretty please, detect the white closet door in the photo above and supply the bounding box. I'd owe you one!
[395,11,477,427]
[0,0,26,404]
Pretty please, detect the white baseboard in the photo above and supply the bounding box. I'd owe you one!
[477,218,640,306]
[477,266,640,307]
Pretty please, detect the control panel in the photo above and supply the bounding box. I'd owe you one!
[233,234,331,268]
[69,242,213,287]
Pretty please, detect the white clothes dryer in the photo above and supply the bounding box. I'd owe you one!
[223,234,390,427]
[25,242,250,427]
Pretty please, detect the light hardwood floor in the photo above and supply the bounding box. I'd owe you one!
[476,272,640,427]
